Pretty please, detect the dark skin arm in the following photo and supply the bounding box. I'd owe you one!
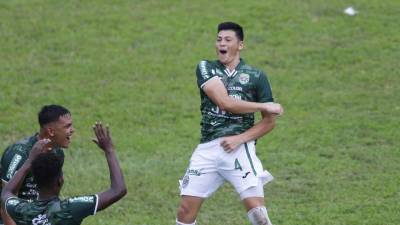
[92,122,127,211]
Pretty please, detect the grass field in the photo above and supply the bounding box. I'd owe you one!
[1,0,399,224]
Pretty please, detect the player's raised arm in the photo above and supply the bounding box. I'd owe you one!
[92,122,127,212]
[201,73,282,115]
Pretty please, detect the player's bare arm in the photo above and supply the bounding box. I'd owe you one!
[221,110,278,152]
[1,139,50,203]
[203,78,283,115]
[1,206,15,225]
[92,122,127,211]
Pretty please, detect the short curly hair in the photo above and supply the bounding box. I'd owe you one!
[31,153,63,189]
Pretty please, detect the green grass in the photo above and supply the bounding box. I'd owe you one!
[1,0,399,224]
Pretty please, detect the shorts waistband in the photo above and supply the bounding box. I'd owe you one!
[198,138,255,148]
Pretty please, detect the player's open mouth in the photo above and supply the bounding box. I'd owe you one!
[219,50,227,54]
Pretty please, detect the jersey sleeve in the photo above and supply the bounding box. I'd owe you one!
[1,145,28,183]
[67,195,99,222]
[256,71,274,103]
[196,60,218,89]
[5,197,26,219]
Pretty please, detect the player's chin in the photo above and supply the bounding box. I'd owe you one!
[218,55,229,64]
[61,139,71,148]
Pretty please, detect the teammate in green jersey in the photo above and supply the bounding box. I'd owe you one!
[0,105,73,225]
[175,22,283,225]
[1,122,127,225]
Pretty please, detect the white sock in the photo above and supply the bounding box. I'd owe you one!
[247,206,272,225]
[176,219,196,225]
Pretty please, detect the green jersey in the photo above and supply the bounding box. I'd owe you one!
[5,195,98,225]
[1,134,65,200]
[196,59,274,143]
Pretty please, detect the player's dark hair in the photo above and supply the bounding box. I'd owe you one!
[32,153,63,189]
[217,22,244,41]
[38,105,70,128]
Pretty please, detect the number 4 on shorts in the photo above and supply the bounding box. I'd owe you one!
[234,158,243,171]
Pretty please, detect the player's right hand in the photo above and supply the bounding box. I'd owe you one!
[263,102,283,116]
[92,122,114,153]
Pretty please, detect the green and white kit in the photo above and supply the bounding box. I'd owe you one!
[179,59,275,198]
[1,134,64,200]
[5,195,98,225]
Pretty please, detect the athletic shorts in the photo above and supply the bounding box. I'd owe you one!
[179,138,273,198]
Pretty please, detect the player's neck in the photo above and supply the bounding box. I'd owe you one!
[223,57,240,71]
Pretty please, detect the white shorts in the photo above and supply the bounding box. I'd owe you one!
[179,138,273,199]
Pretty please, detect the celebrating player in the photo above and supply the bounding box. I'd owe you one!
[1,122,127,225]
[175,22,283,225]
[0,105,73,225]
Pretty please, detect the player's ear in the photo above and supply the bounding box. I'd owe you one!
[46,125,55,137]
[238,41,244,50]
[57,175,64,187]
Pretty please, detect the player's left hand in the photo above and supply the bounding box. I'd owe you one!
[221,135,243,153]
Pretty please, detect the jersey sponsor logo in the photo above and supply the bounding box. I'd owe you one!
[207,111,242,120]
[199,61,209,79]
[227,86,243,91]
[239,73,250,85]
[69,196,94,203]
[32,214,50,225]
[7,154,22,179]
[229,94,242,100]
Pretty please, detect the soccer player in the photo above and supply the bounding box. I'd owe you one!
[175,22,283,225]
[0,105,73,225]
[1,122,127,225]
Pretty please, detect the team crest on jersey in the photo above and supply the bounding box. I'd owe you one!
[239,73,250,84]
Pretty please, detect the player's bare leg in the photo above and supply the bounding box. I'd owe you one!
[176,195,204,225]
[243,197,273,225]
